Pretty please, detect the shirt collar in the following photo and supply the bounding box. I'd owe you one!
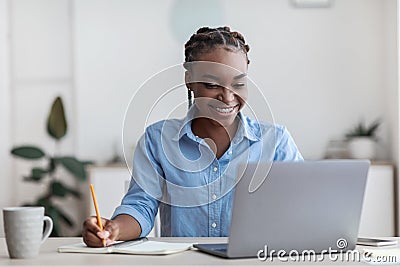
[172,107,197,142]
[233,112,260,143]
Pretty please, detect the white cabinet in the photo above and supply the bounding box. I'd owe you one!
[358,163,395,237]
[88,165,160,237]
[88,165,131,219]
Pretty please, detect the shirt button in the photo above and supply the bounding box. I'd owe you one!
[212,194,217,200]
[228,151,232,155]
[213,167,218,172]
[212,222,217,228]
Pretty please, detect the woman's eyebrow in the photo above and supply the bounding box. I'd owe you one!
[201,73,247,81]
[233,73,247,80]
[202,74,220,81]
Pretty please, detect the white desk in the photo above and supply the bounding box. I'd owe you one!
[0,237,399,266]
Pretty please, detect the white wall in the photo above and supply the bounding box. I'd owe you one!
[73,0,182,162]
[74,0,397,162]
[383,0,398,165]
[226,0,392,160]
[0,0,11,237]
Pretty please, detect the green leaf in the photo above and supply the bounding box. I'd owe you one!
[366,120,381,136]
[11,146,45,159]
[46,204,74,233]
[51,225,61,237]
[24,176,38,182]
[23,168,48,182]
[46,207,61,237]
[32,167,48,179]
[51,181,68,197]
[345,119,381,140]
[56,157,87,180]
[47,96,67,140]
[53,206,74,227]
[22,202,37,207]
[67,187,81,198]
[33,198,62,236]
[81,160,94,166]
[51,181,81,198]
[48,157,56,173]
[36,197,51,207]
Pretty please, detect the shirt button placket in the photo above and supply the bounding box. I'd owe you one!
[210,163,220,236]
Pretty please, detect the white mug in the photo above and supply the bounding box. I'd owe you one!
[3,206,53,259]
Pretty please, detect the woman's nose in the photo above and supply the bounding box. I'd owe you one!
[218,87,235,102]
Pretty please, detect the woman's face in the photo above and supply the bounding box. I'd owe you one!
[186,47,248,128]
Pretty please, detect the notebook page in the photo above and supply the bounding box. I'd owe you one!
[113,241,193,255]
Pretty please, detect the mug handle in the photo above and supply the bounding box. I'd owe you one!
[41,216,53,244]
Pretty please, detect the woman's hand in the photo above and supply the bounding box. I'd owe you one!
[82,214,142,247]
[82,216,120,247]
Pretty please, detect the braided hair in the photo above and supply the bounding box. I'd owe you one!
[184,26,250,109]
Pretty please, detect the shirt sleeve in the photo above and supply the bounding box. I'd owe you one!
[112,128,164,237]
[274,126,304,161]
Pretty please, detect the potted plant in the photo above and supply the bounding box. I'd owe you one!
[345,119,381,159]
[10,96,92,236]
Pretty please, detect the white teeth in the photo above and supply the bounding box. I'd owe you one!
[214,106,235,113]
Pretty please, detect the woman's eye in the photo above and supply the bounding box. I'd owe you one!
[233,83,246,88]
[203,83,220,89]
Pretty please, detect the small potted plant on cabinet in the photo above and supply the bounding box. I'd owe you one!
[345,119,381,159]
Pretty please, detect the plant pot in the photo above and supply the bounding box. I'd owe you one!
[347,137,376,159]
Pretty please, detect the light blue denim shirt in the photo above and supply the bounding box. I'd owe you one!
[112,112,303,237]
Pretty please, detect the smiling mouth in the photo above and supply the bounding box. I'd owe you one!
[209,104,239,114]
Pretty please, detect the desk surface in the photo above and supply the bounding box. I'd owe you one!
[0,237,399,266]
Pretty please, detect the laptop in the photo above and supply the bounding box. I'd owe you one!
[194,160,370,258]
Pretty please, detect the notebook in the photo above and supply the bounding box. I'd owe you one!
[357,238,398,247]
[58,238,193,255]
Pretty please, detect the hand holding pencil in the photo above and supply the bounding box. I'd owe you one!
[82,215,119,247]
[82,185,139,247]
[89,184,107,247]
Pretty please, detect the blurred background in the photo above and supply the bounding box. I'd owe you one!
[0,0,398,236]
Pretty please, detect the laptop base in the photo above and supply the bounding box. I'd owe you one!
[193,243,229,258]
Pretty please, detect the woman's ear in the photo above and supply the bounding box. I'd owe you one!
[185,71,192,90]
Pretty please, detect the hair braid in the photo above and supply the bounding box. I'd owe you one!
[184,26,250,65]
[187,89,193,110]
[184,26,250,108]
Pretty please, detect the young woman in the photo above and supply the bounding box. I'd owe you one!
[82,26,303,247]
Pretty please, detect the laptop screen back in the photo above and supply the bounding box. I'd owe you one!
[227,160,369,258]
